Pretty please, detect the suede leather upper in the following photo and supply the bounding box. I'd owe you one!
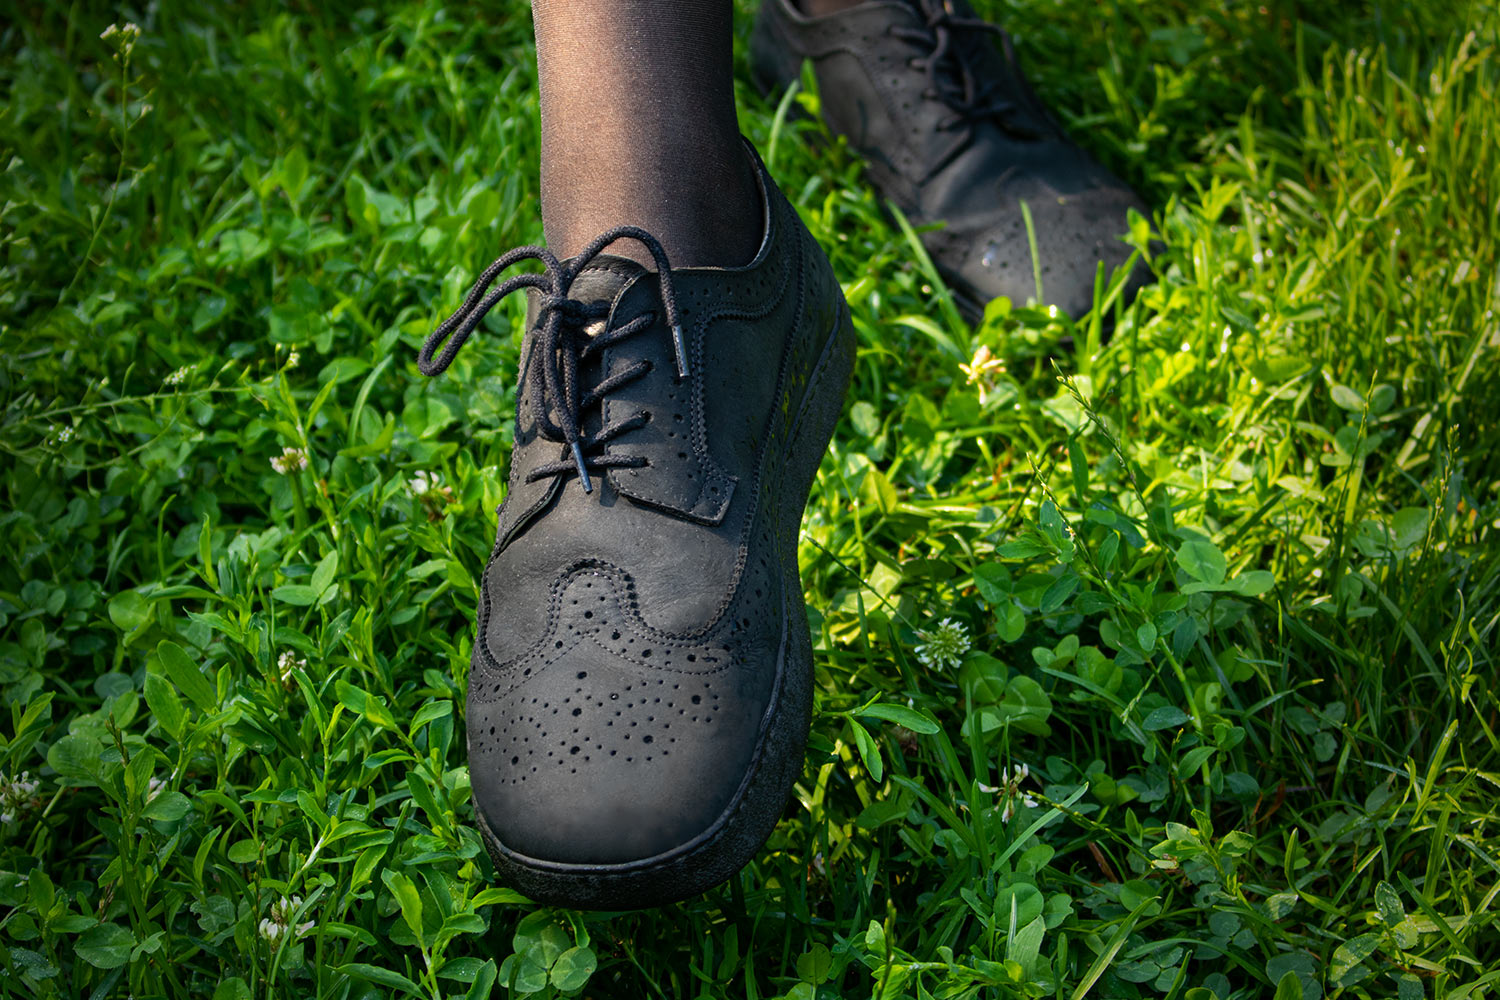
[751,0,1152,318]
[466,154,845,866]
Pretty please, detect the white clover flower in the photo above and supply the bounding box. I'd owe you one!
[988,761,1036,821]
[405,470,438,497]
[258,895,313,946]
[163,365,191,387]
[914,617,970,671]
[102,21,140,56]
[1,772,42,823]
[406,470,455,518]
[277,651,306,683]
[270,447,309,475]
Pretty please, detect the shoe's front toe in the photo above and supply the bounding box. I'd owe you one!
[468,567,774,880]
[931,180,1153,320]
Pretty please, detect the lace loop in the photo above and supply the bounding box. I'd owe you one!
[891,0,1044,137]
[418,226,685,493]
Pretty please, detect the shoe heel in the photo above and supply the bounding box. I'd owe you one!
[763,297,855,873]
[788,304,855,501]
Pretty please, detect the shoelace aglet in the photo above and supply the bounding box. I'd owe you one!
[671,324,689,379]
[570,441,593,493]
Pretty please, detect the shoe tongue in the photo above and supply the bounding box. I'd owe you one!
[563,254,649,333]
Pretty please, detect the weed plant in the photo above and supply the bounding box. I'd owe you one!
[1,1,1497,998]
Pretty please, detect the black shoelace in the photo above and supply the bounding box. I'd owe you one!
[893,0,1046,136]
[417,226,687,494]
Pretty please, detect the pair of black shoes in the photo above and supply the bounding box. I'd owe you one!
[418,0,1150,909]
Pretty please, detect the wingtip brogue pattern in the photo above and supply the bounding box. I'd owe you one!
[422,145,854,909]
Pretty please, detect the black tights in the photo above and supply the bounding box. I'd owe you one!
[531,0,762,269]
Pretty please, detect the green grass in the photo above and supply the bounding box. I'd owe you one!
[3,0,1499,997]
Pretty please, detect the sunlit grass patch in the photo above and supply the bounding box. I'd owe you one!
[2,1,1497,997]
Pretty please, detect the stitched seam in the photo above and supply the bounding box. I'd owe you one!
[683,242,806,637]
[608,205,791,520]
[474,561,737,704]
[682,197,798,511]
[493,339,564,553]
[480,583,793,880]
[475,551,572,692]
[781,3,932,194]
[475,342,550,689]
[476,202,826,683]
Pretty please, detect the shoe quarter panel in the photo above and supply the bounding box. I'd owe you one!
[602,280,738,526]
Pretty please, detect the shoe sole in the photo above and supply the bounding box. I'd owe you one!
[474,300,856,910]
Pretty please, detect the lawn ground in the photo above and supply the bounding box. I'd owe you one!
[2,0,1499,997]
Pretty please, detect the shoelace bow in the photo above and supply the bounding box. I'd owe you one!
[892,0,1046,136]
[417,226,687,494]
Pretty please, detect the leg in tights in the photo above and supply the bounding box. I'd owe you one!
[531,0,762,269]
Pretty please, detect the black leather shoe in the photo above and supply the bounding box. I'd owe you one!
[417,146,853,909]
[751,0,1151,320]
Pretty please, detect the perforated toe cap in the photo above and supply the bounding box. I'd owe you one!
[932,183,1152,318]
[469,645,769,865]
[467,566,778,866]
